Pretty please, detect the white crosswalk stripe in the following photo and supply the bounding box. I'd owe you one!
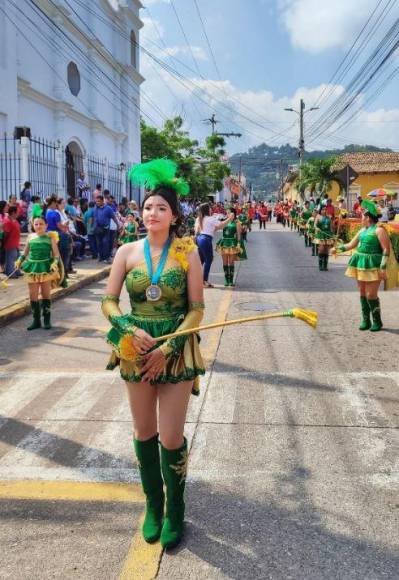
[0,371,398,487]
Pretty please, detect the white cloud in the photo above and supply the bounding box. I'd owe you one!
[162,45,208,61]
[279,0,382,53]
[140,56,399,154]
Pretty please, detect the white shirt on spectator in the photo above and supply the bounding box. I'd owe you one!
[196,215,223,238]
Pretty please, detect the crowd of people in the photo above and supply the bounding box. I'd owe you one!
[0,187,143,280]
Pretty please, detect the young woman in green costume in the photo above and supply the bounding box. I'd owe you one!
[332,200,391,332]
[306,210,318,256]
[101,159,205,550]
[120,213,139,244]
[314,206,335,271]
[15,215,61,330]
[216,207,243,286]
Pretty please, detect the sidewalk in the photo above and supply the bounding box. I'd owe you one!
[0,258,111,328]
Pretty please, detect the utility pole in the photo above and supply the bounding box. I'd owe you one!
[299,99,305,168]
[203,114,242,139]
[284,100,319,175]
[203,113,218,135]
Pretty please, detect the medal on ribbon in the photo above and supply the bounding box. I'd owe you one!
[144,237,171,302]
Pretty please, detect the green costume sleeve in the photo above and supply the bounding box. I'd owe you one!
[159,302,205,359]
[101,295,137,335]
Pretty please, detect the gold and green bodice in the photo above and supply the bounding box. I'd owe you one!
[357,225,382,255]
[125,256,188,320]
[28,235,53,261]
[21,234,54,274]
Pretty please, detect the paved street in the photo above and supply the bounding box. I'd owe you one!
[1,223,399,579]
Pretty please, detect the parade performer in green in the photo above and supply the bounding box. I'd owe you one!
[120,213,138,244]
[216,207,243,286]
[290,201,298,231]
[314,206,334,271]
[15,212,62,330]
[332,200,393,331]
[306,210,318,256]
[101,159,205,549]
[238,209,249,242]
[300,201,313,247]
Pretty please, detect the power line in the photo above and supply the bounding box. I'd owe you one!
[169,0,202,77]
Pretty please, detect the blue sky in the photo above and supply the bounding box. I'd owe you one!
[140,0,399,155]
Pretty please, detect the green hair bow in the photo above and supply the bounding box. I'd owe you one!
[128,158,189,197]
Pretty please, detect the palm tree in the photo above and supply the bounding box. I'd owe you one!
[297,157,343,198]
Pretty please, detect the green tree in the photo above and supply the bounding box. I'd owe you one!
[140,117,230,200]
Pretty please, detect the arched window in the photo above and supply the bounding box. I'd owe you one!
[130,30,137,68]
[67,62,81,96]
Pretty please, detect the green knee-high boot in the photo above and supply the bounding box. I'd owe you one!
[359,296,371,331]
[27,301,41,330]
[368,298,383,332]
[324,254,329,271]
[229,265,235,287]
[318,255,324,271]
[223,265,229,287]
[311,243,316,256]
[134,435,165,543]
[41,299,52,330]
[160,439,187,550]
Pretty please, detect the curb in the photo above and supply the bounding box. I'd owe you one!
[0,266,111,328]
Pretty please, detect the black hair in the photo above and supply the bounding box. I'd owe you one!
[96,195,104,201]
[33,214,47,224]
[142,186,184,237]
[365,211,379,224]
[0,200,7,215]
[8,205,18,216]
[230,207,237,218]
[67,197,74,205]
[88,201,95,208]
[96,184,102,189]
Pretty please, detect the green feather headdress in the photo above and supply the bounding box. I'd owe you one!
[128,159,189,197]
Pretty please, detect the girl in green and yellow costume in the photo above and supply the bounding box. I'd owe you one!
[15,211,62,330]
[314,206,335,271]
[216,207,244,286]
[306,209,318,256]
[102,159,205,550]
[332,200,395,332]
[299,201,313,246]
[120,213,139,244]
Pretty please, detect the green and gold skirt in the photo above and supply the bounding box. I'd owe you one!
[345,251,382,282]
[106,313,205,395]
[21,258,61,286]
[216,238,241,259]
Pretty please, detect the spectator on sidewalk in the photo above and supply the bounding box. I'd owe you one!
[3,206,22,278]
[55,197,74,277]
[77,172,90,198]
[106,196,121,257]
[0,200,9,272]
[84,201,97,258]
[93,183,102,201]
[93,195,119,263]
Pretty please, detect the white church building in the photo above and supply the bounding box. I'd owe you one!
[0,0,143,200]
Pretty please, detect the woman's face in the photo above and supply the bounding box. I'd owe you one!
[362,212,371,226]
[33,218,47,235]
[57,200,65,210]
[142,195,174,234]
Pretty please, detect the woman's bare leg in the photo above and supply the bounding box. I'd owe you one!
[40,281,52,300]
[124,381,158,441]
[158,381,193,449]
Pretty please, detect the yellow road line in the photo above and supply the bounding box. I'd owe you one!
[118,286,235,579]
[119,515,163,580]
[202,287,233,365]
[0,480,144,503]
